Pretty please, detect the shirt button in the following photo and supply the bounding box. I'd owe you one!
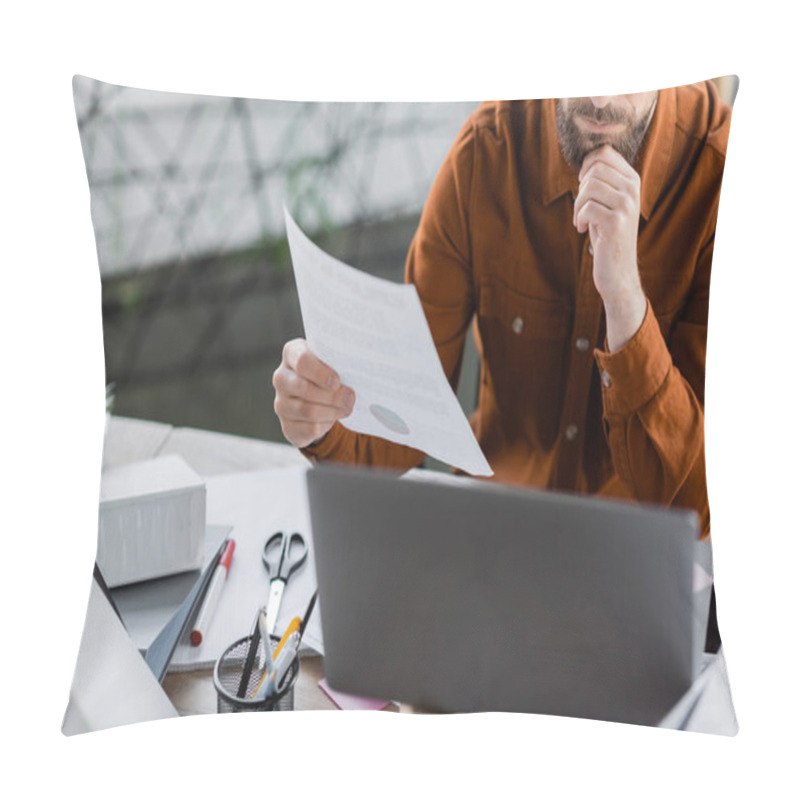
[511,316,524,334]
[565,424,579,442]
[601,369,612,388]
[576,337,590,352]
[587,242,594,257]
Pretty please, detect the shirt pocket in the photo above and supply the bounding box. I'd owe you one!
[476,276,572,447]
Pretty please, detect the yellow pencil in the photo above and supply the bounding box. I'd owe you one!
[272,616,301,659]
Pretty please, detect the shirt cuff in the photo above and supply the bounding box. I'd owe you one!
[593,301,672,418]
[300,421,348,463]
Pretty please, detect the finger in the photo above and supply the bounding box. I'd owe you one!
[578,144,630,180]
[274,364,354,410]
[573,178,622,227]
[578,144,638,182]
[274,394,352,425]
[578,161,635,195]
[575,199,617,235]
[281,419,337,450]
[283,339,340,391]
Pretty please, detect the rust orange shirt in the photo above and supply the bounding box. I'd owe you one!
[304,81,731,539]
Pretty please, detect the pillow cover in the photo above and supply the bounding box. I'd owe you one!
[64,74,738,734]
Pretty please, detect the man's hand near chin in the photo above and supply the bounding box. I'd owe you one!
[573,144,648,352]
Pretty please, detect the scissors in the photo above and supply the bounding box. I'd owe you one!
[262,531,309,635]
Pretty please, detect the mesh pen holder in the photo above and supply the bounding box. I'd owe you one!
[213,634,299,713]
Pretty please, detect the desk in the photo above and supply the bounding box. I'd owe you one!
[102,415,736,731]
[103,415,396,713]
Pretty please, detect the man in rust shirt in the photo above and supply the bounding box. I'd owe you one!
[273,81,731,541]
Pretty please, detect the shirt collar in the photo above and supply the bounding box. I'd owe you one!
[540,89,676,222]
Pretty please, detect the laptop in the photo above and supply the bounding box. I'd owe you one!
[306,464,700,726]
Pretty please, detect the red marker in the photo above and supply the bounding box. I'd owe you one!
[190,539,236,647]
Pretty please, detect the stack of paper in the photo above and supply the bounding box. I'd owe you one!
[98,455,206,587]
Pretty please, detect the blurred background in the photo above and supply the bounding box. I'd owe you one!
[73,75,737,446]
[73,76,480,443]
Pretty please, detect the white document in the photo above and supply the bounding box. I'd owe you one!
[169,466,322,671]
[657,650,738,735]
[284,207,492,477]
[62,578,178,735]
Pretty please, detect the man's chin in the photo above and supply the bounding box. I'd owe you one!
[575,131,642,169]
[584,130,621,150]
[573,136,618,166]
[558,113,640,171]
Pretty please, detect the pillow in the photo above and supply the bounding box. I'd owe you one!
[64,74,738,734]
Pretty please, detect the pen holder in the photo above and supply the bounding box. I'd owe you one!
[213,634,299,713]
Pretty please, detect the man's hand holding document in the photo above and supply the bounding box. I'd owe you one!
[280,207,492,477]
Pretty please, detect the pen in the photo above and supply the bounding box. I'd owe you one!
[252,637,299,700]
[251,666,277,702]
[257,606,274,675]
[272,592,319,689]
[250,592,318,701]
[236,611,261,698]
[271,640,298,690]
[190,538,236,646]
[298,590,318,638]
[250,615,300,700]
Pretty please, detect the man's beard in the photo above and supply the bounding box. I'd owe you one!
[556,97,656,172]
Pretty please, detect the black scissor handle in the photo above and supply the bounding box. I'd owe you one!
[262,531,284,576]
[263,531,308,580]
[282,532,308,578]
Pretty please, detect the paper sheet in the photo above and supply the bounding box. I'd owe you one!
[169,466,322,671]
[285,207,492,476]
[657,649,738,734]
[318,678,391,711]
[62,578,178,735]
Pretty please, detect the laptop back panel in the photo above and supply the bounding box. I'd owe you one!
[307,465,697,726]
